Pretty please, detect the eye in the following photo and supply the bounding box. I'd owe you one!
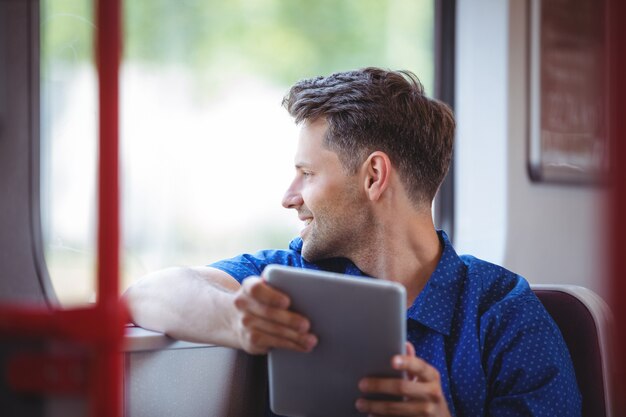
[301,171,313,178]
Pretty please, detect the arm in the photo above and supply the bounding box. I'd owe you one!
[483,295,582,416]
[123,266,317,354]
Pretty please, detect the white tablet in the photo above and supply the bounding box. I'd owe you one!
[264,264,406,417]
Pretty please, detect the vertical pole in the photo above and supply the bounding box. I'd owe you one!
[96,0,120,304]
[95,0,122,416]
[609,0,626,413]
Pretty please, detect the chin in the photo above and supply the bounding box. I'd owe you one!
[301,242,323,262]
[301,241,340,262]
[300,246,317,262]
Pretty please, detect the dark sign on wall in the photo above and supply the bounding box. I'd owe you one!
[528,0,609,183]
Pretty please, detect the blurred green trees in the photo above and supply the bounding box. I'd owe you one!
[42,0,433,91]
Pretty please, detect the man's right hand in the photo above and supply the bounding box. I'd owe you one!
[232,276,318,355]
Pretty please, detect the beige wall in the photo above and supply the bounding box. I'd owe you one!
[454,0,609,300]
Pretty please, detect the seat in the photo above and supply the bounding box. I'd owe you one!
[532,285,614,417]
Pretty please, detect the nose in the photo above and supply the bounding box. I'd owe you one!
[282,180,303,209]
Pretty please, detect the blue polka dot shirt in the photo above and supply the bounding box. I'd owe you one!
[210,231,582,416]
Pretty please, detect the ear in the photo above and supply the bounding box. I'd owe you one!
[362,151,392,202]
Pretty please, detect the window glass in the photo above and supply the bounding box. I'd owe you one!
[41,0,97,305]
[41,0,434,305]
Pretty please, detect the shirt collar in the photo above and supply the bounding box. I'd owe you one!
[288,237,303,252]
[406,230,466,336]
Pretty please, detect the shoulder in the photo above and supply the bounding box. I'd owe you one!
[209,243,306,283]
[457,255,563,356]
[459,255,536,315]
[460,255,523,291]
[435,232,533,314]
[458,258,581,412]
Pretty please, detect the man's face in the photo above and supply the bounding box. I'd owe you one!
[282,119,372,261]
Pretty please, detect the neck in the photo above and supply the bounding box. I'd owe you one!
[350,211,443,306]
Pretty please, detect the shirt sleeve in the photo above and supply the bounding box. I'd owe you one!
[209,248,306,284]
[481,294,582,416]
[209,254,269,283]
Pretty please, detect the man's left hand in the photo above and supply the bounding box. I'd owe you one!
[356,342,451,417]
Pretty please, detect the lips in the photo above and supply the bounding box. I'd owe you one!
[299,216,313,238]
[298,211,313,225]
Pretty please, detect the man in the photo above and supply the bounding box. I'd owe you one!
[125,68,581,416]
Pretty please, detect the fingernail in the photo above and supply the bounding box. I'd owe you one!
[393,356,404,367]
[301,335,316,352]
[358,379,368,390]
[299,320,310,332]
[355,399,366,411]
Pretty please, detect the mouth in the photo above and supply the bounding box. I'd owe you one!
[298,212,313,225]
[299,217,313,238]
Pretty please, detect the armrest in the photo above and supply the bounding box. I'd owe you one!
[123,326,267,417]
[123,326,216,352]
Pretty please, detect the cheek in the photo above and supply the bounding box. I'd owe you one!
[301,189,322,212]
[305,182,340,206]
[302,174,357,210]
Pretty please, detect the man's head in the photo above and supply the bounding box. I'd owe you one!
[282,67,455,208]
[282,118,373,261]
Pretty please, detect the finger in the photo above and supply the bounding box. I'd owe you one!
[358,377,434,401]
[406,341,416,357]
[243,313,317,351]
[242,327,316,355]
[235,293,311,333]
[242,276,290,308]
[355,397,433,416]
[392,355,440,383]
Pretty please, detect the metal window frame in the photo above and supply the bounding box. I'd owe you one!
[433,0,456,241]
[0,0,57,307]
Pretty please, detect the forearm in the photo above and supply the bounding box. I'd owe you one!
[123,267,241,347]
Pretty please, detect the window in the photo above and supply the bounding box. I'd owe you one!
[41,0,435,305]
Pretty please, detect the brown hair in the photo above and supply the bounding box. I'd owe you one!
[282,67,455,206]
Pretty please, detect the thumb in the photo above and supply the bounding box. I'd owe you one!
[405,341,416,357]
